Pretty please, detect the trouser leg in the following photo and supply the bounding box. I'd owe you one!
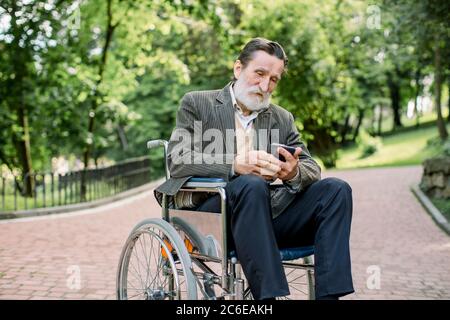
[197,174,289,299]
[272,177,354,298]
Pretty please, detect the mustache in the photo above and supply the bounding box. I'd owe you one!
[248,87,270,99]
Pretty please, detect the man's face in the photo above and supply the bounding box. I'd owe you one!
[233,50,284,112]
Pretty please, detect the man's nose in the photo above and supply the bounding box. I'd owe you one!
[259,77,270,93]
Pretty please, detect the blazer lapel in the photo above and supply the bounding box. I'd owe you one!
[214,83,237,157]
[253,107,273,153]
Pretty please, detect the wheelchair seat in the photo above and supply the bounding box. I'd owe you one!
[279,246,315,261]
[183,177,227,188]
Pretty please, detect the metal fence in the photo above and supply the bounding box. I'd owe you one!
[0,156,153,212]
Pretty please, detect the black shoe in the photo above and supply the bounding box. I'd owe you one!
[261,297,276,301]
[316,294,339,300]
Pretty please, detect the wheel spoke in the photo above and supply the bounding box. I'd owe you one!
[138,233,151,288]
[118,220,197,300]
[131,241,146,289]
[287,272,307,284]
[128,258,145,288]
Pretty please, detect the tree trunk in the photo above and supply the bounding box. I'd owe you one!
[80,0,117,201]
[117,125,128,150]
[414,69,422,127]
[388,77,402,130]
[339,114,351,146]
[371,105,377,134]
[15,107,34,196]
[9,2,34,197]
[377,105,383,136]
[447,76,450,123]
[434,41,448,140]
[351,108,365,142]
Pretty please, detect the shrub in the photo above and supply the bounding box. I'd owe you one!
[426,137,450,156]
[356,129,383,159]
[443,140,450,156]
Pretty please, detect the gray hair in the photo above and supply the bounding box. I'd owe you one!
[237,37,288,69]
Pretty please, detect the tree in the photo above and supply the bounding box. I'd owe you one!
[240,0,384,167]
[385,0,449,140]
[0,0,75,194]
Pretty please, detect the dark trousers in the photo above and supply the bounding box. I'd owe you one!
[196,175,354,300]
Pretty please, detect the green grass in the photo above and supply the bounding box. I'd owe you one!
[0,180,128,212]
[431,198,450,222]
[363,108,449,134]
[336,124,449,169]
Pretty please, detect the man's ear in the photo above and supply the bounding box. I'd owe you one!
[233,60,242,79]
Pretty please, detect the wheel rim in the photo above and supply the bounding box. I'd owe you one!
[118,225,186,300]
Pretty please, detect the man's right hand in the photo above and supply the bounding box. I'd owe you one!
[234,150,282,180]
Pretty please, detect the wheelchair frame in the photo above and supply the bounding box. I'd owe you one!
[116,139,315,300]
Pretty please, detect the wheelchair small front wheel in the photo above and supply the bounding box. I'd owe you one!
[116,218,198,300]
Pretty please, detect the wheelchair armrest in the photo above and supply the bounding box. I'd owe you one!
[183,177,227,188]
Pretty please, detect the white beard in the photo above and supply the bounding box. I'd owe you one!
[233,77,271,112]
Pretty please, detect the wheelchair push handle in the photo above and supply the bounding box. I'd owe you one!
[147,139,166,149]
[147,139,170,180]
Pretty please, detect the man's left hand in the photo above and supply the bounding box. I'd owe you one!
[278,147,302,181]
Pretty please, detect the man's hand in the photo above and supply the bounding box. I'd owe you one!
[277,147,302,181]
[234,150,282,180]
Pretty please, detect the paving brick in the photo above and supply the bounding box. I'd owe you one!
[0,167,449,300]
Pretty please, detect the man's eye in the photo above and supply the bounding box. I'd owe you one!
[271,78,278,83]
[256,71,264,76]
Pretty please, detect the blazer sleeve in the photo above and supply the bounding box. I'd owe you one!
[283,112,321,193]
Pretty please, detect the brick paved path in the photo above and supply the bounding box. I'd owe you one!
[0,166,449,300]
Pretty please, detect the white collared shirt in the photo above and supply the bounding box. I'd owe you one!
[229,84,259,130]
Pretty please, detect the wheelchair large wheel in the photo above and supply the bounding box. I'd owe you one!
[116,218,197,300]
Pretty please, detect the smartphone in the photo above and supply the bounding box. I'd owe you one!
[271,143,297,162]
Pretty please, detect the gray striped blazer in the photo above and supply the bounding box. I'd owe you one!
[154,82,321,219]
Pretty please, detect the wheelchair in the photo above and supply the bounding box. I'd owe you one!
[116,139,315,300]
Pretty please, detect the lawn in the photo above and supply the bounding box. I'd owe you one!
[363,106,449,134]
[335,125,448,169]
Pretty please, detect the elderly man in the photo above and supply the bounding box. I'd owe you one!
[155,38,354,300]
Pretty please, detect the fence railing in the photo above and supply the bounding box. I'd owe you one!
[0,156,153,212]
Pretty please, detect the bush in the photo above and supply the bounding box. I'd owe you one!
[356,129,383,159]
[443,140,450,156]
[426,137,450,156]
